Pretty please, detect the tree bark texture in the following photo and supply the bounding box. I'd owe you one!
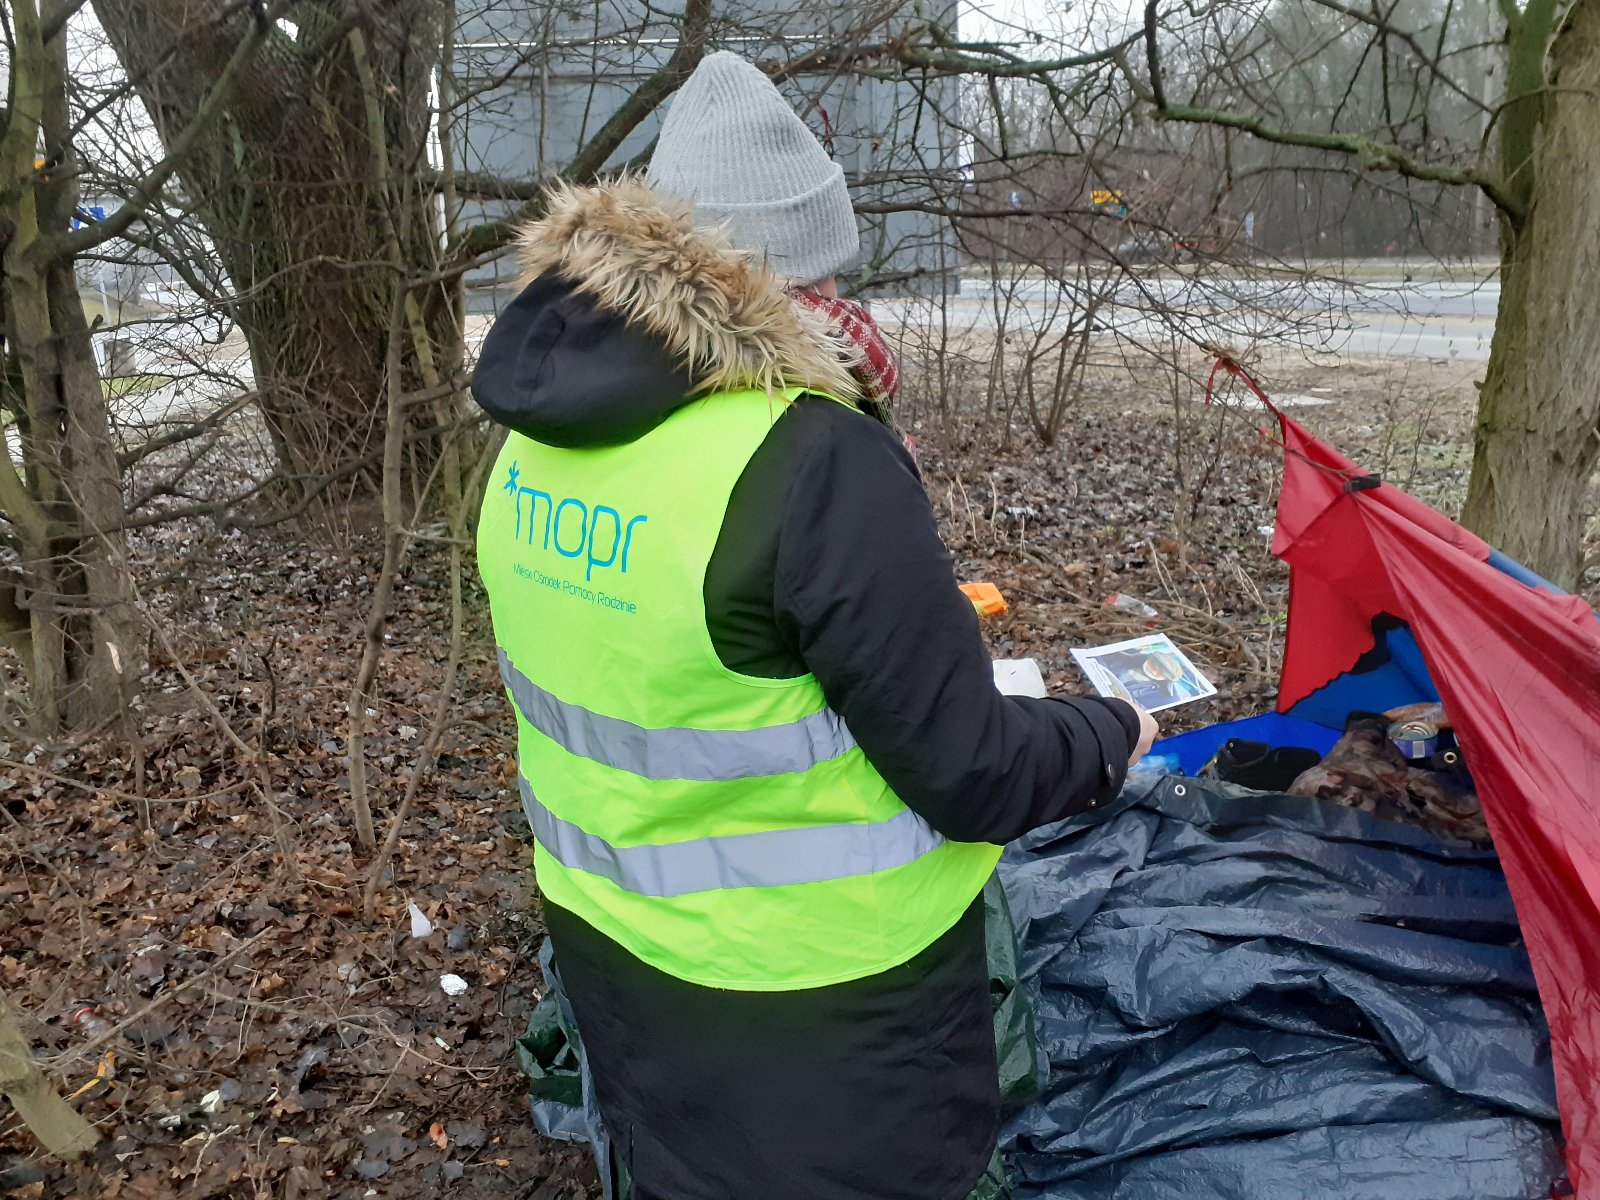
[0,989,100,1161]
[93,0,452,491]
[1462,0,1600,589]
[0,0,139,731]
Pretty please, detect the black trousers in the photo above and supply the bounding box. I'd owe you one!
[546,897,1002,1200]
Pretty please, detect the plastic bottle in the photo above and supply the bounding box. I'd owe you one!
[67,1004,113,1040]
[1104,593,1159,618]
[1127,752,1182,780]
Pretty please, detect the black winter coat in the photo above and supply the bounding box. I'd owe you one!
[472,178,1140,1200]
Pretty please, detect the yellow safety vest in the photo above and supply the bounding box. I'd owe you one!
[477,388,1000,990]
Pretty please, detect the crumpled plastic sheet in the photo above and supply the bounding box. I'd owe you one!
[522,938,622,1199]
[998,775,1565,1200]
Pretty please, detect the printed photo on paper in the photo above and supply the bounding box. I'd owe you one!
[1070,633,1217,713]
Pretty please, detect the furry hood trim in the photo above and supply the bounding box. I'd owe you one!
[512,177,862,402]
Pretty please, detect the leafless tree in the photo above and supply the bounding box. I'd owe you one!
[0,0,292,732]
[1123,0,1599,587]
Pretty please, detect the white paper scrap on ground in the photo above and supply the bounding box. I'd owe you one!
[439,973,469,997]
[408,901,434,939]
[992,658,1049,698]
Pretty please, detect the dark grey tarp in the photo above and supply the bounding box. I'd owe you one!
[1001,776,1564,1200]
[520,776,1565,1198]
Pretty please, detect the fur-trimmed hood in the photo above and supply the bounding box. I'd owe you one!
[471,178,861,449]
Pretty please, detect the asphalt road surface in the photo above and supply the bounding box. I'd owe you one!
[876,273,1499,362]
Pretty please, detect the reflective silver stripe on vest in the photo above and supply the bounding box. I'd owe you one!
[519,776,945,897]
[498,647,858,781]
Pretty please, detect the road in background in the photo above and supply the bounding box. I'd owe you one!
[91,268,1500,449]
[875,274,1499,362]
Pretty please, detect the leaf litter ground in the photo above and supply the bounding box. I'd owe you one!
[1,349,1582,1199]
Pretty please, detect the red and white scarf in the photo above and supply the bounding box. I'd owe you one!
[787,287,900,410]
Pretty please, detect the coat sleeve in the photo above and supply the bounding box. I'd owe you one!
[771,405,1140,845]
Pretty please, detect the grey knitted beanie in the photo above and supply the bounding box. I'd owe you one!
[647,51,860,284]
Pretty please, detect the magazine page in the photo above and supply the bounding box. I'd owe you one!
[1071,633,1217,713]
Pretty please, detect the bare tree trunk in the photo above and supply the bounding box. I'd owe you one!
[1462,0,1600,589]
[0,0,138,732]
[93,0,452,493]
[0,988,100,1160]
[16,259,139,730]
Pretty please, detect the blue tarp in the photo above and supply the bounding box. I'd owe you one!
[521,772,1566,1198]
[1151,712,1342,776]
[999,775,1564,1200]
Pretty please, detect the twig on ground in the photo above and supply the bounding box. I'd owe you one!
[141,616,298,873]
[0,757,251,807]
[42,927,278,1073]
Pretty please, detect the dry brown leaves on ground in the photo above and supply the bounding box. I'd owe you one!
[1,350,1569,1199]
[1,532,597,1199]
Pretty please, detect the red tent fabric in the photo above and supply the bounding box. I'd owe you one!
[1256,387,1600,1194]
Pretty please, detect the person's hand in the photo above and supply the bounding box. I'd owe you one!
[1128,704,1159,766]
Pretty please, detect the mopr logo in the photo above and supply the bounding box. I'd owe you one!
[503,462,647,581]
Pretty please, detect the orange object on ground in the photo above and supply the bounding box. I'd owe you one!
[960,582,1008,616]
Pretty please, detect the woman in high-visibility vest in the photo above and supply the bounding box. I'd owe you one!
[473,51,1158,1200]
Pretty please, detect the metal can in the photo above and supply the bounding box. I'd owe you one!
[1388,718,1440,760]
